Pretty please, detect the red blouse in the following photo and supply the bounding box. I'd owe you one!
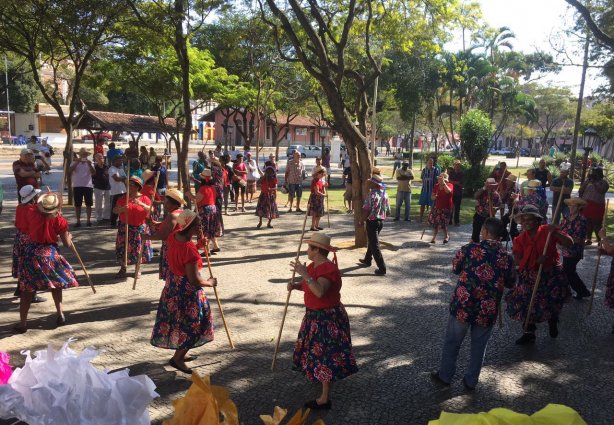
[299,260,342,310]
[311,179,324,194]
[141,185,161,202]
[513,224,563,271]
[28,210,68,244]
[261,178,278,193]
[434,183,454,209]
[117,194,151,226]
[166,230,203,276]
[15,204,35,233]
[197,185,216,207]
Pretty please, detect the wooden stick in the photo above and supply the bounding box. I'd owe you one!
[70,241,96,294]
[133,172,161,290]
[124,160,130,269]
[326,190,330,228]
[588,199,610,315]
[203,240,235,349]
[272,202,311,370]
[523,189,566,331]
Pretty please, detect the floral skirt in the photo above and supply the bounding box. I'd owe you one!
[159,240,169,282]
[255,192,279,219]
[12,231,31,280]
[20,243,79,292]
[308,193,325,217]
[605,258,614,309]
[116,223,153,266]
[199,205,218,239]
[292,304,358,383]
[151,271,214,350]
[428,207,451,228]
[247,179,257,194]
[505,267,569,323]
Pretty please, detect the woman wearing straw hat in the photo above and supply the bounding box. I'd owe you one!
[16,193,80,332]
[288,232,358,410]
[144,188,186,282]
[151,210,216,374]
[560,198,591,299]
[141,170,163,222]
[513,179,547,222]
[308,168,327,231]
[187,169,220,253]
[505,204,573,345]
[471,178,501,243]
[255,165,279,228]
[69,147,95,227]
[428,173,453,244]
[112,176,153,277]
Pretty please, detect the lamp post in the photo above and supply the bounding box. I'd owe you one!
[581,127,598,184]
[319,126,328,153]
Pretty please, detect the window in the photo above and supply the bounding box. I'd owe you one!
[295,127,307,136]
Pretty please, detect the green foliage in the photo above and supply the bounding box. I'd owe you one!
[0,56,41,112]
[436,154,456,171]
[459,109,493,168]
[463,164,493,196]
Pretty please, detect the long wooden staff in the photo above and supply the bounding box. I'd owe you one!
[272,201,311,370]
[326,189,331,228]
[133,172,161,289]
[203,241,235,349]
[124,160,131,269]
[70,241,96,293]
[588,199,610,315]
[523,190,566,331]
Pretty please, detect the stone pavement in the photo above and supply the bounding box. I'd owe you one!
[1,199,614,424]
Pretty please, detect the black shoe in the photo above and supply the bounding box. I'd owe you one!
[358,259,371,267]
[74,222,81,228]
[548,319,559,338]
[405,219,411,222]
[393,217,400,221]
[573,289,591,300]
[374,269,386,276]
[296,208,303,213]
[430,371,451,387]
[32,295,47,303]
[515,332,536,345]
[56,314,66,326]
[304,399,332,410]
[13,289,21,297]
[462,377,476,391]
[168,358,192,374]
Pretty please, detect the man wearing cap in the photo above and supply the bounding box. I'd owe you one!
[471,178,501,243]
[359,174,390,276]
[93,153,111,224]
[69,147,96,227]
[521,168,536,196]
[560,198,591,299]
[13,149,41,201]
[394,161,413,221]
[550,162,574,224]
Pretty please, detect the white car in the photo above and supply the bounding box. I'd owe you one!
[286,144,323,158]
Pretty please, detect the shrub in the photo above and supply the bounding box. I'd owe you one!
[589,151,603,165]
[437,154,456,172]
[463,164,493,197]
[459,110,493,169]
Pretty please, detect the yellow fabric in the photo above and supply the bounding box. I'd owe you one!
[260,407,325,425]
[428,404,586,425]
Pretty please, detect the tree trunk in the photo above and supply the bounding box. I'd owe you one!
[174,0,191,195]
[63,124,74,205]
[409,113,416,168]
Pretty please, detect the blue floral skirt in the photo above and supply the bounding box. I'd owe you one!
[292,304,358,383]
[20,243,79,292]
[199,205,218,239]
[308,193,325,217]
[12,231,31,280]
[605,258,614,309]
[159,240,169,282]
[151,271,214,350]
[255,192,279,219]
[116,223,153,266]
[505,267,569,323]
[428,207,451,229]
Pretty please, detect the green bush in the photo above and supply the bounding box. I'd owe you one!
[459,110,493,169]
[589,151,603,165]
[463,164,493,196]
[548,164,560,179]
[437,154,456,172]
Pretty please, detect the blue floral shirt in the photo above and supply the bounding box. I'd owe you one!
[560,214,587,258]
[450,240,516,327]
[475,190,501,218]
[362,188,390,220]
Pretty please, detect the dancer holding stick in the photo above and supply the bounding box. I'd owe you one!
[471,178,500,243]
[598,225,614,332]
[133,172,161,289]
[124,161,131,269]
[505,197,573,345]
[588,199,610,314]
[272,203,311,370]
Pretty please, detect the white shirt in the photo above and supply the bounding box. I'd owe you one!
[71,160,93,188]
[109,165,126,196]
[246,159,260,180]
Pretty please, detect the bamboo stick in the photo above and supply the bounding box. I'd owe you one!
[70,241,96,294]
[133,171,161,289]
[124,160,130,269]
[588,199,610,315]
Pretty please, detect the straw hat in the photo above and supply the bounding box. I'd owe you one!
[142,170,155,183]
[312,165,326,176]
[528,179,541,189]
[485,178,497,185]
[564,197,587,207]
[516,204,543,221]
[129,176,143,189]
[19,185,42,204]
[305,232,337,252]
[506,174,517,182]
[77,147,91,156]
[371,167,381,176]
[176,209,198,229]
[165,188,186,206]
[200,169,212,178]
[37,192,61,215]
[369,174,384,187]
[20,148,34,156]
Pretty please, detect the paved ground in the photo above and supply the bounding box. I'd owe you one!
[2,158,614,424]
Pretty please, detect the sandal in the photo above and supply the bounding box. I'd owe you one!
[443,238,449,244]
[257,222,262,228]
[169,358,192,374]
[115,269,126,278]
[310,227,318,231]
[267,224,273,228]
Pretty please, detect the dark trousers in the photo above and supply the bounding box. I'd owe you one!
[450,190,462,225]
[563,256,590,296]
[110,193,123,226]
[471,213,487,243]
[365,219,385,271]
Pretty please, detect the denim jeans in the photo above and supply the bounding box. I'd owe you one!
[438,315,494,388]
[395,191,411,220]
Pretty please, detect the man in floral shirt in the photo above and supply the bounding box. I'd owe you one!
[358,174,390,276]
[471,178,501,242]
[431,217,515,390]
[560,197,590,299]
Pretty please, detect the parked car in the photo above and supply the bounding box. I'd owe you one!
[286,144,323,158]
[82,132,112,141]
[519,147,530,157]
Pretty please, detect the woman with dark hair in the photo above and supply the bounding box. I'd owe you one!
[220,155,234,215]
[139,146,149,169]
[308,168,327,231]
[428,173,453,244]
[505,204,573,345]
[187,169,220,253]
[13,185,42,298]
[255,166,279,228]
[112,176,153,277]
[144,188,186,282]
[210,157,225,244]
[579,167,610,245]
[151,210,216,374]
[288,233,358,410]
[140,170,163,222]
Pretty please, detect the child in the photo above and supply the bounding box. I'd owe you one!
[255,166,279,229]
[308,169,326,231]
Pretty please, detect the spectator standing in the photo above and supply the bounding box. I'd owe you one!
[39,138,53,174]
[579,167,610,245]
[343,166,353,213]
[192,151,207,191]
[245,152,260,203]
[95,139,105,157]
[107,142,124,164]
[148,147,157,168]
[391,151,403,178]
[13,149,41,201]
[152,156,168,196]
[285,150,305,212]
[358,174,390,276]
[93,153,111,223]
[534,159,552,189]
[220,155,234,214]
[232,153,247,212]
[322,148,331,184]
[448,160,464,226]
[418,158,440,222]
[124,140,139,162]
[69,147,95,227]
[109,156,127,227]
[550,162,574,224]
[27,136,50,174]
[139,146,150,169]
[393,161,413,221]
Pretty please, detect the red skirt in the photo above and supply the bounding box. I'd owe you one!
[583,200,605,221]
